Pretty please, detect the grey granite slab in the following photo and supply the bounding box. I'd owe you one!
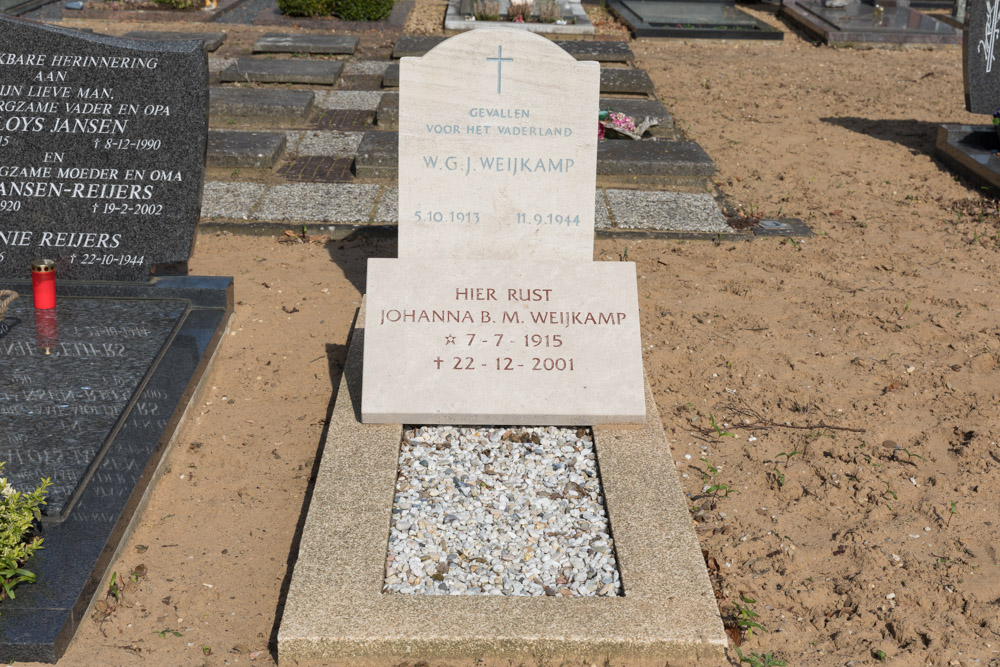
[200,181,267,219]
[253,183,379,222]
[609,0,783,40]
[252,32,359,54]
[207,130,287,168]
[781,0,960,45]
[598,140,716,187]
[288,130,364,157]
[0,278,232,663]
[376,91,399,128]
[122,30,226,51]
[315,90,383,111]
[600,97,674,135]
[392,35,633,63]
[600,68,655,96]
[383,61,399,88]
[209,87,314,121]
[354,132,399,179]
[344,60,392,76]
[935,124,1000,191]
[374,185,398,223]
[605,189,728,232]
[218,58,344,85]
[0,16,208,282]
[276,301,727,663]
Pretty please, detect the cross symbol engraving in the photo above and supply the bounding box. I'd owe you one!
[486,45,513,95]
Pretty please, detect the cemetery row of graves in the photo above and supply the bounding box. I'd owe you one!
[1,0,999,664]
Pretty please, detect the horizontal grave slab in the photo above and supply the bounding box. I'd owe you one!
[218,59,344,85]
[0,277,233,663]
[121,30,227,51]
[382,63,655,95]
[208,87,315,121]
[206,130,287,169]
[251,32,359,54]
[362,259,645,425]
[392,35,634,63]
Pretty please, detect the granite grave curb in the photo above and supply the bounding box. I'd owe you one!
[276,303,728,664]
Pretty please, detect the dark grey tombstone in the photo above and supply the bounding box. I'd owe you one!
[0,16,208,282]
[780,0,960,45]
[964,0,999,114]
[0,16,232,663]
[608,0,784,40]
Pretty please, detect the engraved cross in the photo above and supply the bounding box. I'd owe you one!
[486,45,513,95]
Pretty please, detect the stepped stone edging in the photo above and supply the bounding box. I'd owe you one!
[252,32,360,54]
[122,30,226,51]
[209,88,315,123]
[392,35,633,63]
[207,130,287,168]
[219,58,345,85]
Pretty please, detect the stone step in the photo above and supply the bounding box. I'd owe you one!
[219,59,344,85]
[207,130,287,169]
[209,88,315,123]
[252,32,359,55]
[392,35,634,63]
[382,62,654,95]
[600,68,654,96]
[376,91,398,128]
[353,131,714,187]
[122,30,226,52]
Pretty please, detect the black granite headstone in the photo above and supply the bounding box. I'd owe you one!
[0,16,207,281]
[965,0,1000,113]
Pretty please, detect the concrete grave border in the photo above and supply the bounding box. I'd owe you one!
[278,301,726,665]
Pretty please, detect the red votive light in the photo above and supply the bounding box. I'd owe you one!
[31,259,56,309]
[34,308,59,355]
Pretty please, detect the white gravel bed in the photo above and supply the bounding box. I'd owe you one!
[384,426,621,597]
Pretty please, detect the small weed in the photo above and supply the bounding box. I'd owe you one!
[202,646,212,656]
[770,467,786,488]
[947,500,957,527]
[775,451,799,467]
[734,648,787,667]
[873,648,888,661]
[898,448,925,462]
[733,593,768,640]
[705,483,738,498]
[709,414,735,438]
[108,572,120,602]
[700,457,719,479]
[156,629,183,638]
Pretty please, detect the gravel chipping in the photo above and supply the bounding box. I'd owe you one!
[385,426,622,597]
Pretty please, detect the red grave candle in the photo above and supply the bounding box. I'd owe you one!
[31,259,56,309]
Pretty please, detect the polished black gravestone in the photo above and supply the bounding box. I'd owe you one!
[780,0,960,45]
[0,17,232,663]
[933,0,1000,191]
[0,15,208,282]
[608,0,784,39]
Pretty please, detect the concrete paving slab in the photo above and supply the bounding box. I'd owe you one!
[597,140,715,187]
[252,32,359,54]
[382,62,399,88]
[344,60,391,76]
[209,87,314,122]
[392,35,445,58]
[207,130,287,168]
[354,131,397,179]
[375,91,398,128]
[374,185,397,223]
[219,58,344,85]
[277,303,727,664]
[605,189,728,232]
[208,57,236,74]
[288,130,364,157]
[601,68,655,96]
[122,30,226,51]
[253,183,379,222]
[200,181,267,220]
[316,90,384,111]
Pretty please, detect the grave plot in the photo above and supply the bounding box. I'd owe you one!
[278,29,726,664]
[0,17,232,662]
[935,0,1000,191]
[780,0,960,46]
[607,0,784,40]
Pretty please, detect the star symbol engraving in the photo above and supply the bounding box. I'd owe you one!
[445,335,456,345]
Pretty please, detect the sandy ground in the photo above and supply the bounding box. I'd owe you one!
[10,2,1000,666]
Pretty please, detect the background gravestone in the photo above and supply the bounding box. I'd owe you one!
[398,29,599,261]
[0,16,207,281]
[964,0,999,113]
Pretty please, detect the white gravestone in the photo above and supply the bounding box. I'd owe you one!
[361,259,645,425]
[398,29,599,260]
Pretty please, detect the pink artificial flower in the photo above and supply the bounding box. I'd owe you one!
[598,122,605,140]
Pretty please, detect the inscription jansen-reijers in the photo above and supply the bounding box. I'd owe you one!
[0,17,207,281]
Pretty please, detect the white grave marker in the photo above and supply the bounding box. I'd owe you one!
[362,259,645,424]
[398,29,599,260]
